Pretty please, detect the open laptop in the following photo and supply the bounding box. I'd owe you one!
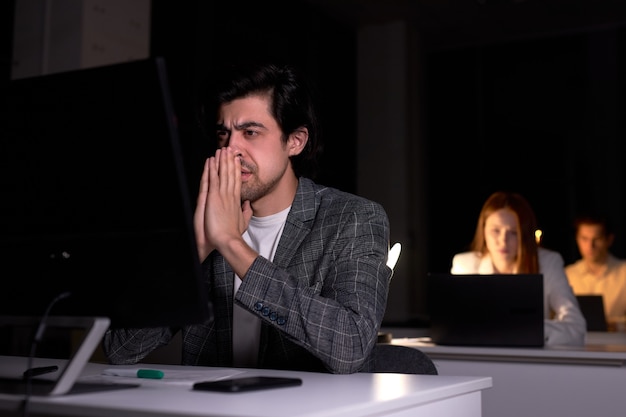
[0,316,138,396]
[575,295,608,331]
[427,273,545,347]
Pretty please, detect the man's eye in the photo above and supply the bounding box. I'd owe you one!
[215,131,228,147]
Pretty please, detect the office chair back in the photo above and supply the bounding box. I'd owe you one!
[371,343,438,375]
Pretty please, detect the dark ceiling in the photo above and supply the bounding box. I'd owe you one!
[305,0,626,48]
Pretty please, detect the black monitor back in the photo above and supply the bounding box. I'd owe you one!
[0,58,212,328]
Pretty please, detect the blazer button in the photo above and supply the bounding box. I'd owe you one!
[254,302,263,311]
[262,306,270,316]
[277,317,286,325]
[269,311,277,321]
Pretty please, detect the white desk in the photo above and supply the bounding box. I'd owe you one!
[0,362,492,417]
[394,332,626,417]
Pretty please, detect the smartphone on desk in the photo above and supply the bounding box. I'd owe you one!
[193,376,302,393]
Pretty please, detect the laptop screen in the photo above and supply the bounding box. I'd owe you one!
[427,273,545,347]
[575,295,607,332]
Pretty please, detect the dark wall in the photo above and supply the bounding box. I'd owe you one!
[424,28,626,274]
[1,1,15,82]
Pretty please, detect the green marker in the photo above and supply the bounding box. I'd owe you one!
[102,368,164,379]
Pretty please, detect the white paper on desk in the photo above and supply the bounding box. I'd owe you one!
[80,368,245,387]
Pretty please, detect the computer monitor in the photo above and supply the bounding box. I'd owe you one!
[0,57,212,329]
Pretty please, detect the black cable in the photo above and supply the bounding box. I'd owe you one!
[21,291,71,417]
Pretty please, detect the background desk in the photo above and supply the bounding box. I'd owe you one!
[0,362,492,417]
[393,332,626,417]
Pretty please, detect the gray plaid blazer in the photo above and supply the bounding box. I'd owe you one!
[104,177,392,374]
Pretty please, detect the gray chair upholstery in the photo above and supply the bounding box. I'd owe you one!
[370,246,438,375]
[370,343,438,375]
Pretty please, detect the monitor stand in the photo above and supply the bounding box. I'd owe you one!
[0,316,138,396]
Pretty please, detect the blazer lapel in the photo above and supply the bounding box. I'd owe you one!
[478,255,495,274]
[271,178,316,268]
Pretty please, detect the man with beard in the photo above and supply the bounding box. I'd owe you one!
[103,62,393,374]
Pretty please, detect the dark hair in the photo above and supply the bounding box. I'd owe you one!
[470,191,540,274]
[573,212,614,237]
[208,61,322,179]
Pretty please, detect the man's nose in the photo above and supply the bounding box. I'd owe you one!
[227,132,243,155]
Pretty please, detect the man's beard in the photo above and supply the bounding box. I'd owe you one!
[240,166,286,203]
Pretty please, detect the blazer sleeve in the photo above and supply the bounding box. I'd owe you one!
[540,249,587,346]
[103,326,175,365]
[235,198,392,374]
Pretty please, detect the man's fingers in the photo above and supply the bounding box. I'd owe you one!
[217,147,240,197]
[196,158,210,203]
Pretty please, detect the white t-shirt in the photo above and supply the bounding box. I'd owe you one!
[232,206,290,367]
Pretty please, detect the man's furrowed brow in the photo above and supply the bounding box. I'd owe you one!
[234,121,266,130]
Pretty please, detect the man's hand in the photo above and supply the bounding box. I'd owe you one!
[194,147,253,267]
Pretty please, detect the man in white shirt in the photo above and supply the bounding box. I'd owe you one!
[565,214,626,329]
